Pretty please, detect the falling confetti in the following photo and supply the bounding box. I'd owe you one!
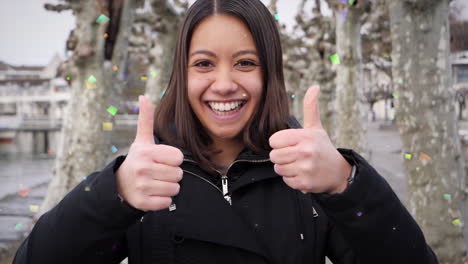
[291,94,296,99]
[159,90,166,99]
[452,219,462,226]
[150,71,157,77]
[85,186,91,192]
[330,54,341,65]
[83,176,87,181]
[29,205,39,213]
[113,65,119,71]
[133,106,139,113]
[141,76,148,81]
[341,10,348,21]
[111,145,118,153]
[96,14,110,24]
[102,122,113,131]
[356,211,363,217]
[18,188,31,197]
[349,0,356,5]
[47,150,53,154]
[15,223,23,230]
[443,193,452,200]
[274,14,279,20]
[107,106,118,116]
[66,76,71,81]
[404,153,412,160]
[88,75,97,84]
[86,81,96,89]
[419,152,432,161]
[392,92,399,99]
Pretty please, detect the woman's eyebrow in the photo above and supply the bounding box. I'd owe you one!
[189,49,258,58]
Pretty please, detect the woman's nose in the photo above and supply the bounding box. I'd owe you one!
[211,68,239,94]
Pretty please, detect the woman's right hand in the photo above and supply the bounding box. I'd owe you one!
[116,96,184,212]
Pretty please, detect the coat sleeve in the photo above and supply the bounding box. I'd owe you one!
[13,156,146,264]
[314,148,439,264]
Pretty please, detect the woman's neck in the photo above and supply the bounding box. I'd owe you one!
[210,136,244,171]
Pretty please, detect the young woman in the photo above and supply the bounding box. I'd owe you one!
[14,0,439,263]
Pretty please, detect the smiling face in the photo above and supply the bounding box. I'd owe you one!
[187,14,263,147]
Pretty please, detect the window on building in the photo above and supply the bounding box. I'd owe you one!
[457,65,468,83]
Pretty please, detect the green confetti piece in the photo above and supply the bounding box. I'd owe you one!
[291,94,296,99]
[15,223,23,230]
[330,54,341,65]
[66,76,71,81]
[107,106,118,116]
[392,92,399,99]
[96,14,110,24]
[452,219,461,226]
[88,75,97,84]
[150,71,157,77]
[274,14,279,20]
[443,193,452,200]
[404,153,412,160]
[349,0,356,5]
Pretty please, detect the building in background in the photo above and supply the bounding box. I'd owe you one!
[0,54,69,155]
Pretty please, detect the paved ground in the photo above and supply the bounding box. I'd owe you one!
[0,119,440,263]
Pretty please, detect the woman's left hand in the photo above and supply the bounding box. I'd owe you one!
[269,85,353,194]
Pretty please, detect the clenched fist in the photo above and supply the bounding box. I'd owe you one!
[269,86,352,194]
[116,96,184,212]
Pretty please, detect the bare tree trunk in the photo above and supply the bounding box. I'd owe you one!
[332,3,368,157]
[388,0,468,262]
[145,0,184,104]
[39,0,136,216]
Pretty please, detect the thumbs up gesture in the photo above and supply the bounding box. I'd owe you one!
[269,86,352,194]
[116,96,184,211]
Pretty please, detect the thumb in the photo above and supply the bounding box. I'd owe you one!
[135,95,155,144]
[303,85,323,129]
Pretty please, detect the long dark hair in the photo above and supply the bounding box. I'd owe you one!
[154,0,289,174]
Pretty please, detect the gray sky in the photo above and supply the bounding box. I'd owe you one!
[0,0,75,66]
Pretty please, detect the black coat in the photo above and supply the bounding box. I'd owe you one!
[14,117,438,264]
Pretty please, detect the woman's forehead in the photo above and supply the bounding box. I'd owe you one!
[189,14,257,52]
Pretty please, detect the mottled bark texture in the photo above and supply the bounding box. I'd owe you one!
[145,0,185,104]
[388,0,468,262]
[39,0,136,216]
[332,1,368,157]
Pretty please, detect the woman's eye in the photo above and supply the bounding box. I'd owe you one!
[236,60,257,67]
[194,61,213,68]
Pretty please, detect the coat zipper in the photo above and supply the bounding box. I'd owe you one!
[183,158,270,205]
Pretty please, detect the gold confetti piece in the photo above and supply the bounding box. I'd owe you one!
[86,81,96,89]
[141,76,148,81]
[85,186,91,192]
[29,205,39,212]
[419,152,431,161]
[102,122,113,131]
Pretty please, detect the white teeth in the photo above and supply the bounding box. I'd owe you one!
[208,101,244,112]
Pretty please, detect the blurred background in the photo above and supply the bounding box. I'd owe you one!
[0,0,467,263]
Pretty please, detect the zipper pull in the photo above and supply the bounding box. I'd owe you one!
[221,175,232,205]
